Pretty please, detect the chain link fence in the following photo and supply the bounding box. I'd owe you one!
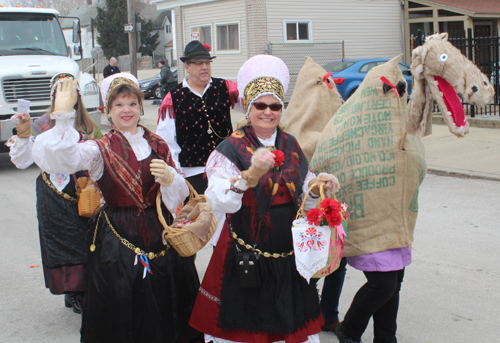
[267,41,344,102]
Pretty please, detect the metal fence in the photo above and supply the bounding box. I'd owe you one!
[267,41,344,102]
[413,28,500,117]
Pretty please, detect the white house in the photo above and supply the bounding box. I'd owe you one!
[152,0,407,92]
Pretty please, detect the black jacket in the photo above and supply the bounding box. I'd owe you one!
[103,64,121,78]
[160,65,175,86]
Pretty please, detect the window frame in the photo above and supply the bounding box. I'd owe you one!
[189,23,212,47]
[214,21,241,54]
[283,19,313,43]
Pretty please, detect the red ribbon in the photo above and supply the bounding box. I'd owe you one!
[322,72,333,89]
[380,76,399,97]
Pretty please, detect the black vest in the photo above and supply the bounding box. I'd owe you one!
[171,78,233,167]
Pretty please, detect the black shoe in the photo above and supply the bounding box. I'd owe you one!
[64,292,83,314]
[335,323,362,343]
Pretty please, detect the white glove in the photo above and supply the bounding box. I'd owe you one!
[150,159,175,186]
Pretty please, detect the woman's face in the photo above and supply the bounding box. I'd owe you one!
[247,94,282,139]
[109,93,140,134]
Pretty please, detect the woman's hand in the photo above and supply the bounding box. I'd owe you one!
[53,78,78,114]
[308,173,340,196]
[150,159,175,186]
[240,147,275,187]
[11,113,31,138]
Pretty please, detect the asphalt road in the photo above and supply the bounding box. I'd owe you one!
[1,107,499,342]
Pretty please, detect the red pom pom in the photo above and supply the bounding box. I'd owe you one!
[203,44,211,52]
[272,150,285,167]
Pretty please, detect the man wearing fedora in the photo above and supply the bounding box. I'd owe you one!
[156,40,240,195]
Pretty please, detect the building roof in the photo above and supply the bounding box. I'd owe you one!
[61,0,105,28]
[421,0,500,15]
[140,3,171,30]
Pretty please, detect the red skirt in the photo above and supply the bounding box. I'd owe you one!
[189,218,323,343]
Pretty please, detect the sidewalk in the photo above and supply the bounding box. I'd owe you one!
[421,119,500,181]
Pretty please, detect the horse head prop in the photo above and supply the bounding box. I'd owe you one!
[407,32,495,138]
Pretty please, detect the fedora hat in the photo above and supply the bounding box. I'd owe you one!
[180,40,216,62]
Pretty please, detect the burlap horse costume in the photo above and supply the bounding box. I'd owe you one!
[407,32,495,138]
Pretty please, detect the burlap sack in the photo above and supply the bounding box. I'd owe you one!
[310,55,427,257]
[281,57,344,162]
[171,202,215,242]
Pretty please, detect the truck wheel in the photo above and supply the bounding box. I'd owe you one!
[154,86,161,99]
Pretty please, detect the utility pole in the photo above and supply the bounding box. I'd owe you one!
[127,0,137,77]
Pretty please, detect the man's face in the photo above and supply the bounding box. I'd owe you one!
[110,61,116,67]
[185,58,211,85]
[158,62,163,68]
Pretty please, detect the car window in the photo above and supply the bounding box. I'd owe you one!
[323,61,355,73]
[359,62,379,73]
[398,63,411,76]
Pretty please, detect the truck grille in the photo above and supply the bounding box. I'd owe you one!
[3,77,52,103]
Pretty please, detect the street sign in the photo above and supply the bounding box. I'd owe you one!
[124,24,134,32]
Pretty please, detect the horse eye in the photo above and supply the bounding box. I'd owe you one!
[484,81,488,86]
[472,86,478,93]
[440,54,448,62]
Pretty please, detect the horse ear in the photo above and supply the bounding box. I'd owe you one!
[440,32,449,41]
[406,50,428,136]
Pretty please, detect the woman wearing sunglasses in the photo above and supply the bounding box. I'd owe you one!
[189,55,339,343]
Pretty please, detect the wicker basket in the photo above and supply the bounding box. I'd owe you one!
[156,181,218,257]
[78,187,101,218]
[75,177,101,218]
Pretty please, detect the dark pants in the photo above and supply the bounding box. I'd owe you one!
[320,257,347,323]
[342,268,405,343]
[185,173,208,198]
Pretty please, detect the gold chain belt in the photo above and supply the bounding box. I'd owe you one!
[228,222,293,258]
[90,211,170,260]
[41,172,77,203]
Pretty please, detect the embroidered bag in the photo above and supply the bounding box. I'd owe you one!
[292,182,346,283]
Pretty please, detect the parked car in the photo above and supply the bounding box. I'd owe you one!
[139,68,178,99]
[322,58,412,101]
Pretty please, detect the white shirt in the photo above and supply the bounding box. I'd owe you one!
[31,110,189,214]
[156,77,243,177]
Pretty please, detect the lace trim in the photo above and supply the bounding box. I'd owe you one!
[199,286,221,304]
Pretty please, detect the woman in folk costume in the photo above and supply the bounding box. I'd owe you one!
[31,72,203,343]
[189,55,340,343]
[7,72,102,314]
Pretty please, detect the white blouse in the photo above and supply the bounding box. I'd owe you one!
[31,110,189,214]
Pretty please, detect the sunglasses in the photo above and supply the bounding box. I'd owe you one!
[253,102,283,111]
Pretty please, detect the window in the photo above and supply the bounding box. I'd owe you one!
[284,21,311,42]
[190,24,211,46]
[358,62,379,73]
[165,24,171,34]
[215,22,239,52]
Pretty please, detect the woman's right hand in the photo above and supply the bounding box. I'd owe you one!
[11,113,31,138]
[53,78,78,114]
[241,148,275,187]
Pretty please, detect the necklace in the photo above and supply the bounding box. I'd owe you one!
[201,99,230,139]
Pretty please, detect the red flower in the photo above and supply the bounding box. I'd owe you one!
[272,150,285,167]
[323,209,342,227]
[320,198,343,227]
[306,208,323,226]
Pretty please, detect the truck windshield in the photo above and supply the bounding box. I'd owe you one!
[0,13,68,56]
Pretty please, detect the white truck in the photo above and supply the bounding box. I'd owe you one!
[0,6,101,152]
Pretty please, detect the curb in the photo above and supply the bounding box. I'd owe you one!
[432,113,500,129]
[427,166,500,182]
